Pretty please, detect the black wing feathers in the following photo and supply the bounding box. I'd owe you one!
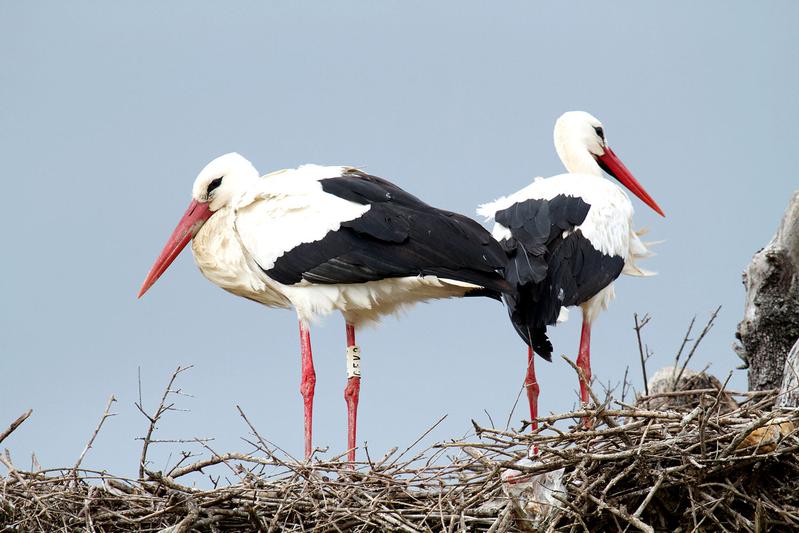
[315,172,429,209]
[266,170,509,296]
[495,196,590,285]
[496,195,624,359]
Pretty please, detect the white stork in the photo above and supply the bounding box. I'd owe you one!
[478,111,664,429]
[138,153,509,461]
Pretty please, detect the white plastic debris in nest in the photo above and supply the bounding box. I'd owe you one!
[501,456,566,522]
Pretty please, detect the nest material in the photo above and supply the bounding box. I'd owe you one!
[638,366,739,413]
[2,389,798,532]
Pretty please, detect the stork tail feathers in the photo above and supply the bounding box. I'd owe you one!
[508,320,553,361]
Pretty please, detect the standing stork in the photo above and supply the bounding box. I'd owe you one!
[138,153,509,461]
[478,111,664,428]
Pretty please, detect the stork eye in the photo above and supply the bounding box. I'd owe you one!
[207,177,223,195]
[594,126,605,139]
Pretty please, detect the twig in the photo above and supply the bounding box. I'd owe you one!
[633,472,665,517]
[505,383,526,431]
[136,365,192,479]
[561,356,629,443]
[389,414,447,466]
[236,405,298,465]
[73,395,117,477]
[173,499,200,533]
[0,409,33,445]
[673,316,697,375]
[586,493,654,533]
[633,313,652,395]
[673,306,721,389]
[621,366,631,404]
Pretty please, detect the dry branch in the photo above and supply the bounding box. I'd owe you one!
[73,395,116,476]
[136,365,193,479]
[633,313,652,395]
[0,409,32,446]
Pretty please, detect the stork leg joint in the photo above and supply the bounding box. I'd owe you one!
[300,370,316,399]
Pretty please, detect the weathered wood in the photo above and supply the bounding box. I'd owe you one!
[736,192,799,393]
[778,338,799,407]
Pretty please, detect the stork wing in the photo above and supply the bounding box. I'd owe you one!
[240,169,510,294]
[495,194,625,358]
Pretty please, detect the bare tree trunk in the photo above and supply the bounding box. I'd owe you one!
[735,192,799,393]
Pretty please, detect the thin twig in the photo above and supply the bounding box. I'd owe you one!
[73,395,117,477]
[633,313,652,395]
[674,316,697,375]
[673,306,721,389]
[0,409,33,445]
[136,365,192,479]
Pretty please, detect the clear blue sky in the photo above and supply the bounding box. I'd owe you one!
[1,1,797,479]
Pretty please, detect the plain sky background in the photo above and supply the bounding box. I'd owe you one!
[2,2,797,480]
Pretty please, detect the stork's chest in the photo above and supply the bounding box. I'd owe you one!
[191,208,290,308]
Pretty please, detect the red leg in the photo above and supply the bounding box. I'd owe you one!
[524,346,540,431]
[576,318,592,406]
[525,346,540,456]
[576,317,593,429]
[344,323,361,463]
[298,320,316,459]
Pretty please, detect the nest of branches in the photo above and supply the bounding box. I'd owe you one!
[2,309,798,531]
[2,382,798,532]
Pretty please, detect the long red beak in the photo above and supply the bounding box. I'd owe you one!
[596,147,665,217]
[137,199,213,298]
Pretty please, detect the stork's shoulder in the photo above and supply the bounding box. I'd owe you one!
[555,173,631,212]
[231,164,352,209]
[477,176,548,220]
[525,173,624,202]
[477,174,599,217]
[231,165,372,273]
[481,174,629,215]
[259,164,354,190]
[265,164,353,182]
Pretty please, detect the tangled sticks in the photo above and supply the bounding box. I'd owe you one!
[1,379,798,532]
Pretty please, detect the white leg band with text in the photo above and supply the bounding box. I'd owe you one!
[346,345,361,379]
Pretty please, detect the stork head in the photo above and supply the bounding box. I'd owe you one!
[191,152,260,211]
[554,111,664,217]
[137,153,260,298]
